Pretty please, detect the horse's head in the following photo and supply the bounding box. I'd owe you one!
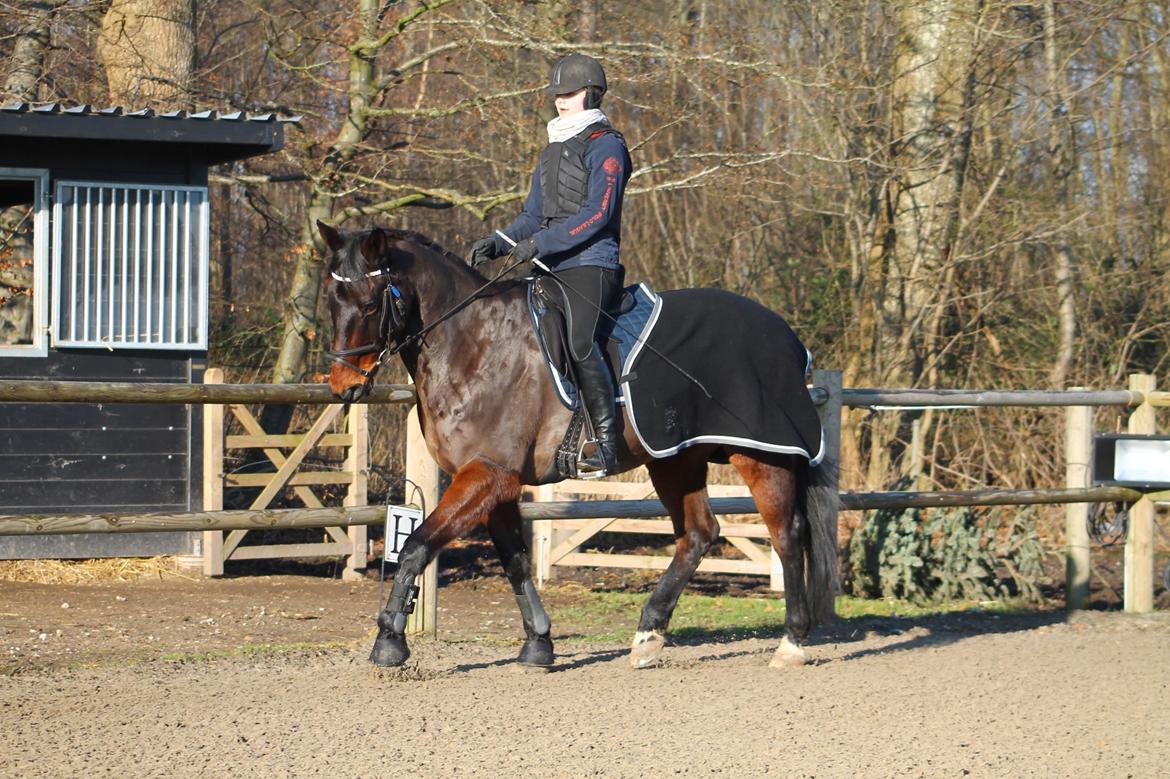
[318,220,412,402]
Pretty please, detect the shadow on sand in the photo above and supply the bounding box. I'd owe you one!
[656,608,1069,665]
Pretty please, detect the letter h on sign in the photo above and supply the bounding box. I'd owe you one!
[384,505,424,563]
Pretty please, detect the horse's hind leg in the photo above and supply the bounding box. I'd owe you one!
[487,500,554,668]
[728,451,808,667]
[630,452,719,669]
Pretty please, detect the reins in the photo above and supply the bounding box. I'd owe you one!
[394,257,529,354]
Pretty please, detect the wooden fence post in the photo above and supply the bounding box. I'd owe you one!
[531,483,556,589]
[1064,397,1091,610]
[343,404,368,581]
[1125,373,1156,613]
[202,368,225,576]
[405,398,440,636]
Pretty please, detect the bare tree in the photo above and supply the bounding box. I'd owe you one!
[860,0,980,487]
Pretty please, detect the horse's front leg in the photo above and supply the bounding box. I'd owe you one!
[487,501,555,668]
[371,458,521,667]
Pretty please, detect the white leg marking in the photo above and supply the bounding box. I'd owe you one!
[769,635,807,668]
[629,630,665,669]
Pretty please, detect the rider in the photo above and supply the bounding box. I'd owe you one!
[469,53,632,477]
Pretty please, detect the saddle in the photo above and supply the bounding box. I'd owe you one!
[527,276,658,480]
[529,278,630,399]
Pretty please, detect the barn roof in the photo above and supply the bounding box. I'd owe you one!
[0,102,297,165]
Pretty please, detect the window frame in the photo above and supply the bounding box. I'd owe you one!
[0,167,51,358]
[51,180,211,351]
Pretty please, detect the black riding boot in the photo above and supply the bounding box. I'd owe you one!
[574,345,619,476]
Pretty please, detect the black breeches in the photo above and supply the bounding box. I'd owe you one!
[551,265,623,361]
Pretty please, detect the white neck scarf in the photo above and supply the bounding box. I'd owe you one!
[546,108,609,144]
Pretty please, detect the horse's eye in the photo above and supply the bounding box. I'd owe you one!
[361,301,381,317]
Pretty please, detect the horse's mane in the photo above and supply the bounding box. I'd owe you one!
[340,225,523,293]
[384,228,465,266]
[338,226,464,281]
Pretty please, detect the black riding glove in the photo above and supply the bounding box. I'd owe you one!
[511,237,539,264]
[468,237,498,267]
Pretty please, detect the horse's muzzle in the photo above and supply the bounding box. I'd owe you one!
[329,360,376,402]
[335,380,372,403]
[328,349,381,400]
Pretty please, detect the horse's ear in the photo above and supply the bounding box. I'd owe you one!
[360,228,390,265]
[316,220,344,252]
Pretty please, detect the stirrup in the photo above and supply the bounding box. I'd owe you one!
[576,438,614,480]
[576,463,610,480]
[576,462,609,480]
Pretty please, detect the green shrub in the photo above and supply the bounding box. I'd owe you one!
[847,502,1046,603]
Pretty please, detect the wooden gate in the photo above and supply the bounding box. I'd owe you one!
[201,368,368,579]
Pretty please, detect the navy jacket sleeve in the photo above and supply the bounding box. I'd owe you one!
[531,133,629,258]
[492,169,543,255]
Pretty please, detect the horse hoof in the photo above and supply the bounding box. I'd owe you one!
[518,635,554,668]
[369,634,410,667]
[629,630,665,669]
[768,636,807,668]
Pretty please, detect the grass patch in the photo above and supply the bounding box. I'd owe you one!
[549,589,1040,643]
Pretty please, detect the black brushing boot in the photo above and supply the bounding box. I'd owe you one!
[574,345,619,476]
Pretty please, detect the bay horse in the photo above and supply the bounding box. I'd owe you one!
[318,221,838,670]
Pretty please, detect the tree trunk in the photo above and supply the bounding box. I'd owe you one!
[578,0,597,41]
[96,0,195,108]
[268,201,336,384]
[1045,0,1077,388]
[867,0,978,487]
[0,1,64,343]
[269,0,383,385]
[3,0,68,102]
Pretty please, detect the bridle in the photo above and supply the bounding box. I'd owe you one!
[325,267,408,382]
[326,256,528,385]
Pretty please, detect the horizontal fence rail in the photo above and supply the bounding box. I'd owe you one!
[3,380,1167,408]
[0,486,1145,537]
[842,388,1170,408]
[0,380,415,405]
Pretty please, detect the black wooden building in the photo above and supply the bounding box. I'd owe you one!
[0,103,290,559]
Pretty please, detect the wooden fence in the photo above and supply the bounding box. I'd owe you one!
[0,373,1166,619]
[524,478,782,590]
[841,373,1167,613]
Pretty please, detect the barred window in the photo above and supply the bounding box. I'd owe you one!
[52,182,209,350]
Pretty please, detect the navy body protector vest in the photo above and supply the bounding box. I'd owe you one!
[539,123,626,231]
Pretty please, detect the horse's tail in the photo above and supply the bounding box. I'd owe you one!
[800,456,840,625]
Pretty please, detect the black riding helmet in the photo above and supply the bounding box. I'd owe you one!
[546,53,607,106]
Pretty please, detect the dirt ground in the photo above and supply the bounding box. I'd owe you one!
[2,555,1169,777]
